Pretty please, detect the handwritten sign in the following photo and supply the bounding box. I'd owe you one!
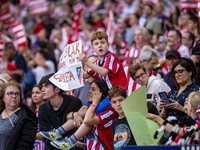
[50,40,84,91]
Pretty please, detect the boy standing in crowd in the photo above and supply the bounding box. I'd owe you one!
[79,31,127,90]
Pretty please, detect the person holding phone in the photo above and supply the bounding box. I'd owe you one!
[159,58,200,123]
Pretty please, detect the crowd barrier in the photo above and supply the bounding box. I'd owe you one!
[121,145,200,150]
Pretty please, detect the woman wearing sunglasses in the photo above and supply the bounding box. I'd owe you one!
[0,81,37,150]
[160,58,200,124]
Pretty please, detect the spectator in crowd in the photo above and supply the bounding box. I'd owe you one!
[3,42,27,78]
[134,27,149,50]
[129,63,171,111]
[139,48,161,77]
[190,44,200,86]
[79,31,127,90]
[33,50,55,83]
[144,3,161,34]
[188,15,199,40]
[109,85,137,149]
[154,2,167,33]
[31,84,45,150]
[147,91,200,145]
[167,29,190,58]
[165,5,180,30]
[120,0,139,19]
[125,13,139,47]
[190,44,200,67]
[157,35,168,66]
[0,81,37,149]
[160,58,200,125]
[38,73,83,149]
[181,31,195,50]
[179,12,190,33]
[163,50,180,90]
[116,18,127,40]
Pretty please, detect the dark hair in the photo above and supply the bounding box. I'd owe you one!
[187,31,195,46]
[189,15,198,24]
[39,73,64,95]
[144,3,153,10]
[4,42,15,49]
[92,79,109,100]
[171,58,196,81]
[38,41,47,49]
[131,13,140,20]
[108,85,127,101]
[0,81,25,110]
[37,50,48,60]
[169,29,182,42]
[30,84,43,112]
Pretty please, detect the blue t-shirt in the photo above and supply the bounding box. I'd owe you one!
[84,97,110,115]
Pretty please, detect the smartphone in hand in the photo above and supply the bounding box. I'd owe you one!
[158,92,170,105]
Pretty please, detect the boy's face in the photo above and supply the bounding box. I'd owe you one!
[41,83,57,100]
[133,68,148,86]
[110,96,125,115]
[92,38,109,59]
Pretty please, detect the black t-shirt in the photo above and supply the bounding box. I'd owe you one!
[39,94,82,150]
[112,117,136,150]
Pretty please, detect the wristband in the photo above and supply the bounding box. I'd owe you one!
[72,112,76,119]
[90,104,97,108]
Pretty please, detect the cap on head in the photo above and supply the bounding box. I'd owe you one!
[192,44,200,55]
[166,50,180,59]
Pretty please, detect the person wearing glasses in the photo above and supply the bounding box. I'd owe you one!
[129,63,170,112]
[0,81,37,150]
[159,58,200,124]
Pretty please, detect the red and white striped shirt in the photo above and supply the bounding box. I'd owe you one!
[88,51,128,90]
[176,44,190,58]
[86,106,116,150]
[124,66,141,96]
[122,47,140,67]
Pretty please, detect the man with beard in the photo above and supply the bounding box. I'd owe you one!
[167,29,190,58]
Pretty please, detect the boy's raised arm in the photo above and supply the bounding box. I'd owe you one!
[79,53,109,76]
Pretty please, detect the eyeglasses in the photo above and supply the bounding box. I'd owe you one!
[6,91,20,97]
[172,69,187,76]
[133,72,146,82]
[158,40,163,44]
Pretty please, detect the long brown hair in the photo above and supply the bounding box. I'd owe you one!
[30,84,44,112]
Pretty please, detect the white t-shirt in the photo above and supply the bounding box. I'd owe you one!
[34,60,55,83]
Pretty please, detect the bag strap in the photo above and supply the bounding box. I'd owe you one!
[93,130,109,150]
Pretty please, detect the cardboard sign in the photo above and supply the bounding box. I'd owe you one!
[50,40,84,91]
[122,86,163,145]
